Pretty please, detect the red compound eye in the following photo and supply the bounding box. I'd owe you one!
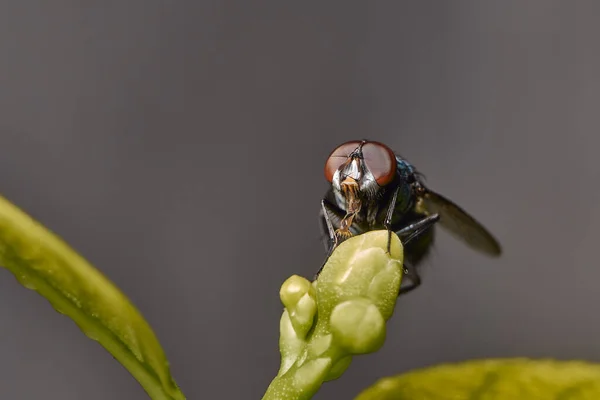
[361,141,397,186]
[324,141,362,183]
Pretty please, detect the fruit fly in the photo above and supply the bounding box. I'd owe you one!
[318,140,501,295]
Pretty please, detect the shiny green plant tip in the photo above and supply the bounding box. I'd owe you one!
[354,358,600,399]
[0,195,185,400]
[263,230,404,400]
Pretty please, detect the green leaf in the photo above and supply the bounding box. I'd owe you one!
[0,194,185,400]
[355,358,600,399]
[262,231,405,400]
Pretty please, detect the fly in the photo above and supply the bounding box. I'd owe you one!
[318,140,502,296]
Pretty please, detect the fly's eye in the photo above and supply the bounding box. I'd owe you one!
[324,141,362,182]
[362,141,397,186]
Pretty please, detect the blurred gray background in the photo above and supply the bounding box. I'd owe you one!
[1,1,599,399]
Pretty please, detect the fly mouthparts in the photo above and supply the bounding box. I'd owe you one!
[340,178,361,214]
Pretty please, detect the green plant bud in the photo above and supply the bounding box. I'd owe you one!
[330,298,386,354]
[263,230,404,400]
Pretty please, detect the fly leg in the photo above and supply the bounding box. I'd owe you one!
[398,263,421,295]
[315,200,338,279]
[395,214,440,296]
[396,214,440,244]
[321,200,337,257]
[383,187,400,254]
[315,200,357,279]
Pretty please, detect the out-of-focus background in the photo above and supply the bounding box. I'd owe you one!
[1,1,599,399]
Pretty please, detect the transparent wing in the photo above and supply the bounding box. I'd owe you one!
[420,189,502,256]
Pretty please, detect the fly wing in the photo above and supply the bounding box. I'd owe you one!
[420,189,502,256]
